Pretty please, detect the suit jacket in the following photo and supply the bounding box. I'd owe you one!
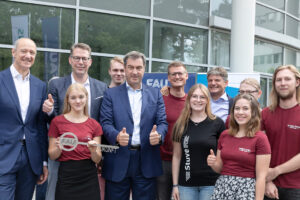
[47,74,107,121]
[0,68,47,175]
[100,83,168,182]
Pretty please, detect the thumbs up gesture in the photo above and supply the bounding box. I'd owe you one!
[117,127,129,146]
[43,94,54,113]
[149,125,161,146]
[207,149,217,167]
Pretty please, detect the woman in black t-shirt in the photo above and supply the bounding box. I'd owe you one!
[172,84,225,200]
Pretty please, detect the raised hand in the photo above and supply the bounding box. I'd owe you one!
[117,127,129,146]
[149,125,161,145]
[207,149,217,167]
[43,94,54,113]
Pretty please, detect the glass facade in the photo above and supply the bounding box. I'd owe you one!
[1,0,300,108]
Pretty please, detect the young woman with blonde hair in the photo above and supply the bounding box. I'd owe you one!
[48,83,102,200]
[172,84,225,200]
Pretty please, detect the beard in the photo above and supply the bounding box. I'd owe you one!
[277,90,295,100]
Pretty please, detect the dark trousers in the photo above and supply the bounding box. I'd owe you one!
[156,160,172,200]
[264,186,300,200]
[0,145,37,200]
[105,149,156,200]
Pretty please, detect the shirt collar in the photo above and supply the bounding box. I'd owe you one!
[71,72,90,87]
[10,65,30,81]
[126,81,143,91]
[211,92,228,102]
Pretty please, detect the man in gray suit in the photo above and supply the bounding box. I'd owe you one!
[42,43,107,200]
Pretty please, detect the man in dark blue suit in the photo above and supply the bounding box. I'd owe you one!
[42,43,107,200]
[0,38,48,200]
[100,51,168,200]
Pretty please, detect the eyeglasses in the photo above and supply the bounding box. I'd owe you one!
[238,90,258,94]
[71,56,91,63]
[169,72,186,77]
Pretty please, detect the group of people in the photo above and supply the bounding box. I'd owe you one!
[0,37,299,200]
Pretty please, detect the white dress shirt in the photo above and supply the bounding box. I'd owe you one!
[71,73,91,116]
[126,82,142,146]
[10,65,30,123]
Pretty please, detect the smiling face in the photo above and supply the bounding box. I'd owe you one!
[69,48,92,78]
[233,98,252,127]
[207,75,228,100]
[12,38,37,72]
[190,88,208,113]
[125,57,145,90]
[68,89,87,113]
[109,60,125,86]
[275,68,300,101]
[168,65,188,89]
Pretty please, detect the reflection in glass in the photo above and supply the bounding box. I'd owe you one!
[0,1,75,49]
[80,0,150,16]
[285,48,300,70]
[151,61,207,73]
[210,0,232,19]
[254,40,283,73]
[287,0,300,18]
[152,21,208,64]
[154,0,209,26]
[257,0,284,10]
[32,0,76,5]
[211,30,230,68]
[79,11,149,56]
[260,77,267,108]
[286,16,300,39]
[256,5,284,33]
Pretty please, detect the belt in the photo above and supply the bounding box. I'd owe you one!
[129,145,141,150]
[19,139,26,146]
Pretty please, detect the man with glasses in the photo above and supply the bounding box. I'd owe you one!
[157,61,188,200]
[43,43,107,200]
[207,67,233,122]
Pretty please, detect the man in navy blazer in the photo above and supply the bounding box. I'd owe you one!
[0,38,48,200]
[100,51,168,200]
[42,43,107,200]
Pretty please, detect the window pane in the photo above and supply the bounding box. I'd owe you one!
[0,1,75,49]
[287,0,300,18]
[257,0,285,10]
[256,5,284,33]
[151,61,207,73]
[80,0,150,16]
[254,40,283,73]
[210,0,232,19]
[286,16,300,39]
[154,0,209,26]
[285,48,300,70]
[32,0,76,5]
[79,11,149,56]
[260,77,267,108]
[152,21,208,64]
[89,56,111,85]
[210,30,230,68]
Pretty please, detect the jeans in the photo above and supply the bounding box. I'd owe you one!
[178,185,214,200]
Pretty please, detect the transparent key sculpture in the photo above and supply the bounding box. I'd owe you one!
[59,132,119,153]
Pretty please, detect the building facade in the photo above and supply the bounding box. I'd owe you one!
[1,0,300,107]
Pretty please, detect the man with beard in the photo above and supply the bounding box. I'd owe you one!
[206,67,233,122]
[262,65,300,200]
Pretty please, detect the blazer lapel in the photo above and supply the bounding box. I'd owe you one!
[120,84,133,123]
[2,68,22,119]
[141,84,148,115]
[25,76,38,123]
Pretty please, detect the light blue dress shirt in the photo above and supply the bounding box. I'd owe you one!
[210,92,229,122]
